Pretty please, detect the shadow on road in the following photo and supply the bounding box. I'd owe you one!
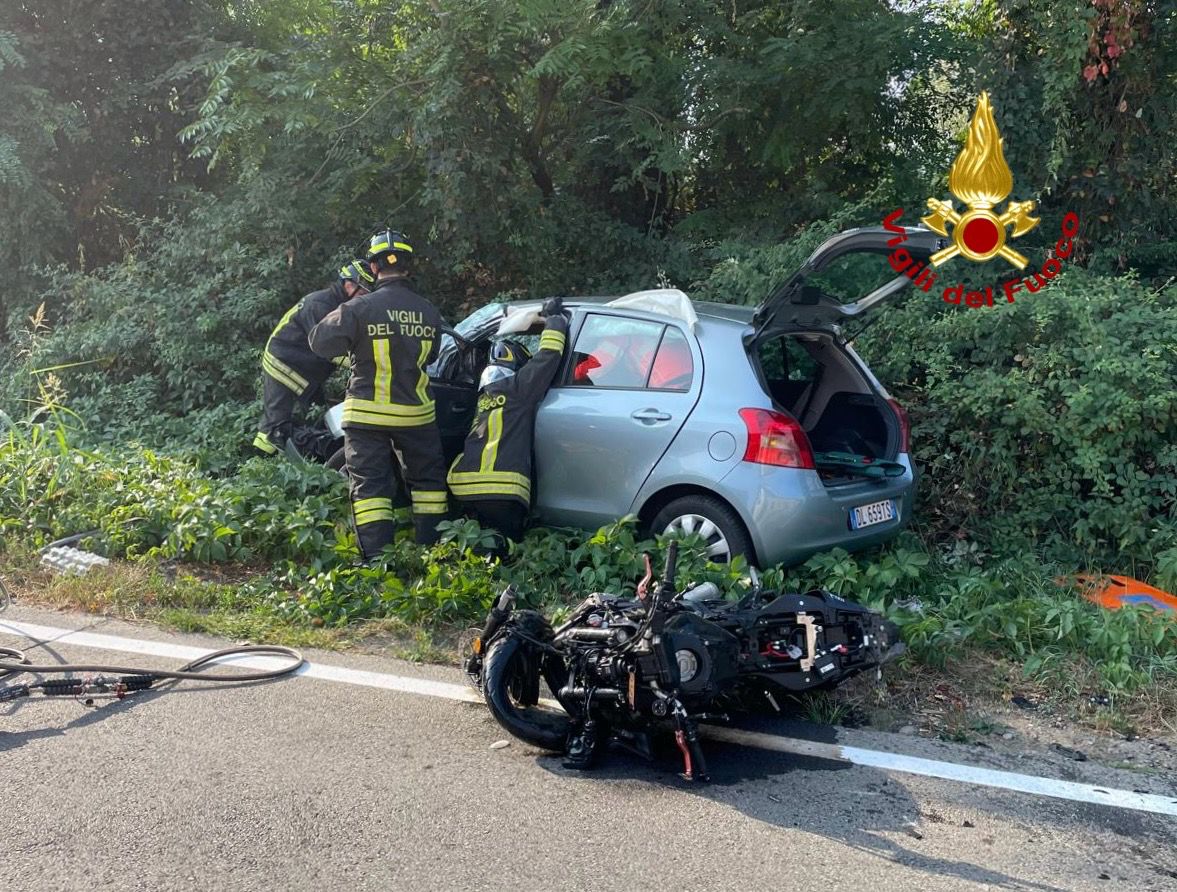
[534,716,1070,892]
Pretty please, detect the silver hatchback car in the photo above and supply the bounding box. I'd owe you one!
[421,225,945,567]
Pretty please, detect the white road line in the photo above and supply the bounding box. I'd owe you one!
[4,617,1177,818]
[703,727,1177,817]
[0,618,481,704]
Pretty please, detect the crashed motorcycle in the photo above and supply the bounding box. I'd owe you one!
[465,541,903,781]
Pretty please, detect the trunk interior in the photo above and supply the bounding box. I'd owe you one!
[752,331,900,483]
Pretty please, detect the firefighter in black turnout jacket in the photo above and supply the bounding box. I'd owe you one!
[253,260,374,456]
[448,299,569,547]
[308,230,449,555]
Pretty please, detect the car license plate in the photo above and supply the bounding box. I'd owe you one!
[850,499,895,530]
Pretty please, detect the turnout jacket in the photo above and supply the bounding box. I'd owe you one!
[308,278,444,430]
[263,282,350,395]
[448,314,568,506]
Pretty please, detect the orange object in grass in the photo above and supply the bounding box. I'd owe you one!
[1072,575,1177,612]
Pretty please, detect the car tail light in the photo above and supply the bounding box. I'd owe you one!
[887,398,911,453]
[739,408,815,469]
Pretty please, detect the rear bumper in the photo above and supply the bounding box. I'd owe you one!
[717,456,917,567]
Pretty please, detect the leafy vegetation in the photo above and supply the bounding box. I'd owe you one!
[2,420,1174,698]
[0,2,1175,709]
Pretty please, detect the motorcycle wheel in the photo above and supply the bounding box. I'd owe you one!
[483,626,570,753]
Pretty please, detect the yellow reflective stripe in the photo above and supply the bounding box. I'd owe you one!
[480,407,504,473]
[354,496,395,525]
[343,400,435,421]
[539,331,566,352]
[373,338,392,404]
[342,397,436,427]
[261,353,299,387]
[449,481,531,499]
[355,509,395,525]
[354,497,393,513]
[262,358,307,396]
[411,490,447,515]
[371,240,412,254]
[342,411,437,428]
[263,352,309,390]
[448,469,531,488]
[267,301,302,343]
[415,340,432,404]
[252,432,278,454]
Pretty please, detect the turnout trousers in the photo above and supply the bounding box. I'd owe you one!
[344,424,449,556]
[459,499,528,544]
[254,368,327,455]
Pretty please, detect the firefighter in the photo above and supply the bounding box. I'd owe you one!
[308,229,449,556]
[447,298,569,549]
[253,260,374,456]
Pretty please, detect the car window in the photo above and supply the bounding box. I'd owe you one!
[566,314,665,388]
[455,302,506,336]
[804,253,896,304]
[648,326,694,391]
[758,337,818,384]
[784,339,819,383]
[756,335,821,413]
[428,302,506,378]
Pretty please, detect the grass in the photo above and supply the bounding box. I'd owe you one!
[0,544,454,663]
[4,541,1175,743]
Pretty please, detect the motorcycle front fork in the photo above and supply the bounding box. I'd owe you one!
[562,702,712,783]
[671,701,710,782]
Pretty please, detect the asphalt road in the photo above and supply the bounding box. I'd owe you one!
[2,604,1175,892]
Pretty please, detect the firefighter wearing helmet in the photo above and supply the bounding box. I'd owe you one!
[447,298,569,551]
[253,259,374,456]
[309,230,449,555]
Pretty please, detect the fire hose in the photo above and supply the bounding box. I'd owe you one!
[0,564,303,703]
[0,642,305,704]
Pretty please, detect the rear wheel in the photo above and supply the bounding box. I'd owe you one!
[650,494,755,565]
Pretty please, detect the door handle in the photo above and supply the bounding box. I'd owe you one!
[631,408,672,424]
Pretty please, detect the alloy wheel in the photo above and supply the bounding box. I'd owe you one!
[663,513,731,562]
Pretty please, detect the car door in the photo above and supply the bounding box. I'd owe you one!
[429,308,509,463]
[533,311,702,528]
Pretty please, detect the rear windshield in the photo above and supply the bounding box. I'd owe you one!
[804,252,901,304]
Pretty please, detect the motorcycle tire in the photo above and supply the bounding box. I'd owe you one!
[483,625,570,753]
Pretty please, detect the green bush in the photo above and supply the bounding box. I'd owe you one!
[859,270,1177,566]
[694,237,1177,569]
[0,420,350,566]
[775,543,1177,692]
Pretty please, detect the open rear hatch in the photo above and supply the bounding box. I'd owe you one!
[749,225,947,338]
[746,226,942,484]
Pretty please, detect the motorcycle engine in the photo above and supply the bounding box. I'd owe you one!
[659,612,740,700]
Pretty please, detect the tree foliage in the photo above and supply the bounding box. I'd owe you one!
[0,0,1174,571]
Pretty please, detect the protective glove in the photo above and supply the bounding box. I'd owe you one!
[540,297,564,318]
